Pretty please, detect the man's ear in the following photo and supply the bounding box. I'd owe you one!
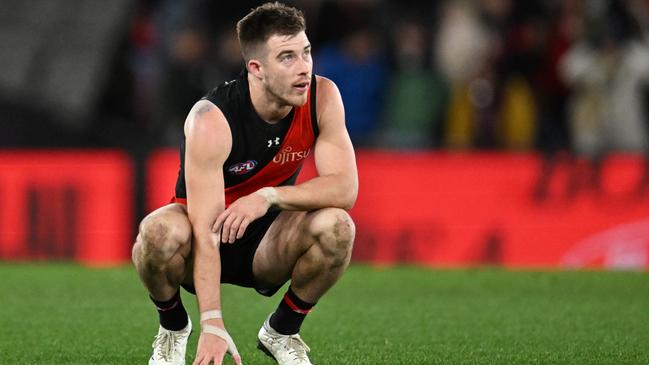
[247,59,263,79]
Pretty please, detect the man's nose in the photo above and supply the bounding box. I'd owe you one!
[297,54,311,75]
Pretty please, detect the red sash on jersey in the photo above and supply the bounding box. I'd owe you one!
[224,93,315,206]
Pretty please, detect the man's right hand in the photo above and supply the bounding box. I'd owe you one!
[193,331,242,365]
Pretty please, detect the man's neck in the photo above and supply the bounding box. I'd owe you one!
[248,74,292,124]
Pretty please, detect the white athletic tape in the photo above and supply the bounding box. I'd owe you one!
[202,324,240,357]
[200,310,222,322]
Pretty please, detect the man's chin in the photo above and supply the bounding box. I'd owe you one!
[289,94,309,107]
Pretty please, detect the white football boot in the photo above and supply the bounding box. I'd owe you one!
[149,317,192,365]
[257,316,313,365]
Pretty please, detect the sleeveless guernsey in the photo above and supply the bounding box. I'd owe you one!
[174,70,318,207]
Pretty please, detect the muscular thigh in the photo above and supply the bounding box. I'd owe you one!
[252,210,313,287]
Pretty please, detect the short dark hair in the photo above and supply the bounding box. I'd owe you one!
[236,2,306,61]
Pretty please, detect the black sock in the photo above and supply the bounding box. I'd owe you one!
[150,291,188,331]
[269,287,316,335]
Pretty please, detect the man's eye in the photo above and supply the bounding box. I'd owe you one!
[281,54,294,62]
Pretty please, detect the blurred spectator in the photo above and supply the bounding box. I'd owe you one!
[492,1,546,150]
[158,26,210,142]
[436,1,492,86]
[529,0,580,201]
[378,19,449,148]
[148,0,213,145]
[315,1,389,146]
[561,0,649,194]
[132,0,256,146]
[626,0,649,193]
[435,0,500,149]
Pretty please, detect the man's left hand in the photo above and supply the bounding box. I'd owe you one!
[212,191,271,243]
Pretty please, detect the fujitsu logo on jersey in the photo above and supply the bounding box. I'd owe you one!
[273,146,310,165]
[228,160,257,175]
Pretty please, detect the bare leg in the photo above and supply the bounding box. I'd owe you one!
[133,204,195,362]
[289,209,355,301]
[254,208,355,363]
[132,203,193,301]
[253,207,355,303]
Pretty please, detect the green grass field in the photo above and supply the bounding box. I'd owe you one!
[1,263,648,365]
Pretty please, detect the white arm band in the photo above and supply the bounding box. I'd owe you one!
[255,187,278,205]
[200,310,222,322]
[201,324,240,357]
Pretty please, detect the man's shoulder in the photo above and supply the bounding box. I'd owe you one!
[203,74,246,112]
[315,75,342,99]
[205,78,239,99]
[315,75,343,110]
[184,100,232,148]
[314,75,335,91]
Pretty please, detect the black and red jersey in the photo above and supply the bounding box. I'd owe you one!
[174,70,319,207]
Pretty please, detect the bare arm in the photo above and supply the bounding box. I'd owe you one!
[184,100,240,364]
[260,77,358,211]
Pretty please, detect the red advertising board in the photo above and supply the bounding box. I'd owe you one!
[349,152,649,269]
[2,150,646,268]
[147,149,649,269]
[0,151,133,265]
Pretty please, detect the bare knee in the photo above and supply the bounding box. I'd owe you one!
[133,213,191,268]
[306,208,355,266]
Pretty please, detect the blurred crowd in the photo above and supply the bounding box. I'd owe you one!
[2,0,649,166]
[124,0,648,148]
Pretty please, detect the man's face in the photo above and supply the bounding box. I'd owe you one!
[258,31,312,107]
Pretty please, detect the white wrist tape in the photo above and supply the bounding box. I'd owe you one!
[255,187,278,205]
[200,310,222,322]
[202,324,240,357]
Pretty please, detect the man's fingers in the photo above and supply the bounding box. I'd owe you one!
[214,354,225,365]
[228,216,244,243]
[198,356,221,365]
[236,218,249,240]
[233,354,243,365]
[212,210,229,233]
[221,213,238,243]
[192,354,204,365]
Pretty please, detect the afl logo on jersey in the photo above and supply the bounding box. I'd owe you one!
[228,160,257,175]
